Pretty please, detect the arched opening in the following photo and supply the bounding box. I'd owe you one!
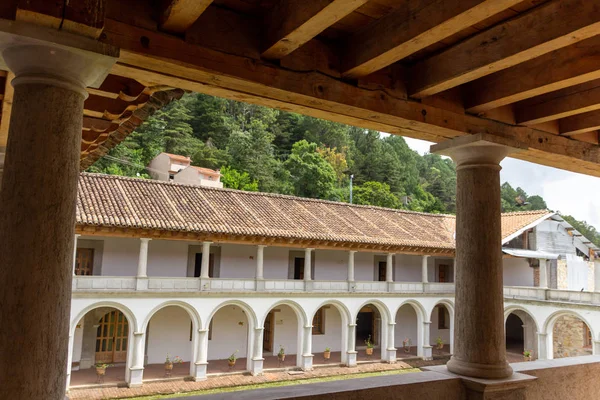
[356,303,384,361]
[552,314,593,359]
[262,304,301,369]
[145,306,194,379]
[207,304,251,373]
[505,314,524,360]
[69,307,132,387]
[311,305,344,365]
[430,304,451,356]
[395,304,420,359]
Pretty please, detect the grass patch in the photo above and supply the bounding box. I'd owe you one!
[126,368,421,399]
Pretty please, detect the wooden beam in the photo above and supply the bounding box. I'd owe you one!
[0,72,14,149]
[559,110,600,136]
[409,0,600,98]
[340,0,521,79]
[158,0,213,34]
[261,0,368,60]
[465,35,600,114]
[83,116,114,131]
[101,19,600,177]
[515,80,600,125]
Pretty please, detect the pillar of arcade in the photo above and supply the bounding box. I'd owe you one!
[0,27,116,399]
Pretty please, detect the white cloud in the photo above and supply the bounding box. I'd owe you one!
[402,137,600,228]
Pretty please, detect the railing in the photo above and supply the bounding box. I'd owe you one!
[503,286,546,301]
[207,278,256,291]
[148,277,200,291]
[72,276,136,291]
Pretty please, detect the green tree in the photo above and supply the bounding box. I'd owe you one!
[353,181,400,208]
[220,166,259,191]
[284,140,336,198]
[316,146,349,186]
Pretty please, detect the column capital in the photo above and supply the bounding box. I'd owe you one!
[198,328,209,333]
[305,247,314,252]
[431,133,526,167]
[74,234,81,239]
[202,241,213,245]
[388,322,396,326]
[254,327,264,332]
[140,237,152,243]
[304,325,314,329]
[423,321,432,325]
[348,323,357,327]
[133,332,144,336]
[348,250,357,254]
[537,332,548,337]
[257,244,267,249]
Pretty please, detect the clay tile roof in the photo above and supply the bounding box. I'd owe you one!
[190,166,220,176]
[163,152,191,163]
[76,173,552,252]
[500,210,554,240]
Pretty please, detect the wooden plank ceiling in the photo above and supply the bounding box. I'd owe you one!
[1,0,600,176]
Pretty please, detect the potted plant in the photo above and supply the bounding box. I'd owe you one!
[523,349,532,361]
[164,354,183,375]
[324,347,331,360]
[228,350,239,367]
[436,337,444,350]
[277,345,286,362]
[95,363,112,377]
[403,337,412,353]
[365,335,374,355]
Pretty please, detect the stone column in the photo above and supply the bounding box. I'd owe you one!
[347,250,356,282]
[65,333,75,391]
[200,241,212,279]
[304,248,313,291]
[422,321,433,360]
[346,323,358,367]
[432,134,523,380]
[251,327,264,376]
[193,329,209,381]
[128,332,145,387]
[539,258,548,289]
[72,234,81,276]
[537,333,548,360]
[421,255,429,283]
[256,245,265,291]
[136,238,151,290]
[386,253,394,282]
[0,34,116,400]
[385,322,397,363]
[301,325,314,371]
[79,313,98,369]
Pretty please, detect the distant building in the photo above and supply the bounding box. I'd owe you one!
[147,152,222,188]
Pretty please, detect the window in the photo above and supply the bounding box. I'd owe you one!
[75,248,94,276]
[438,306,449,330]
[312,308,325,335]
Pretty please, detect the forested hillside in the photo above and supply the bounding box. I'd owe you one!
[89,93,600,246]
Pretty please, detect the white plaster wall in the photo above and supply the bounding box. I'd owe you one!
[147,306,193,364]
[269,306,299,356]
[219,244,256,279]
[503,258,533,287]
[263,247,289,279]
[72,318,85,363]
[429,306,451,346]
[312,307,343,353]
[148,153,171,181]
[147,240,188,277]
[354,252,375,281]
[395,254,422,282]
[313,250,347,281]
[394,305,418,348]
[101,237,139,276]
[208,305,249,360]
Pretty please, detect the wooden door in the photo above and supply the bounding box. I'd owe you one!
[438,264,449,283]
[75,248,94,276]
[378,261,386,282]
[95,310,129,363]
[263,311,274,352]
[293,257,304,280]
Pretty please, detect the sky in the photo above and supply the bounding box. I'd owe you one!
[403,137,600,229]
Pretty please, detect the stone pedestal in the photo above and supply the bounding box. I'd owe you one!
[422,321,433,360]
[251,327,265,376]
[0,24,116,400]
[432,134,526,380]
[301,325,314,371]
[346,323,358,367]
[193,329,209,380]
[128,332,146,387]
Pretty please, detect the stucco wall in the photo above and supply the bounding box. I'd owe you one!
[395,255,421,282]
[263,247,290,279]
[313,250,348,281]
[147,306,193,364]
[312,306,343,354]
[72,319,84,364]
[268,305,300,356]
[394,304,418,350]
[100,237,139,276]
[503,258,533,286]
[220,244,257,279]
[208,305,249,360]
[429,306,451,346]
[147,240,188,277]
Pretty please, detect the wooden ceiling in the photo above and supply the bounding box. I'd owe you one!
[1,0,600,176]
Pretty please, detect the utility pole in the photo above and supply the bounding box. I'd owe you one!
[349,174,354,204]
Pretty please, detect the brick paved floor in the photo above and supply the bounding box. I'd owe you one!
[68,360,415,400]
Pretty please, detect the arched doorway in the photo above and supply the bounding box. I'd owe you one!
[504,309,538,362]
[395,304,420,359]
[356,303,384,361]
[311,305,344,365]
[263,304,301,369]
[552,314,593,358]
[69,307,132,387]
[207,304,251,373]
[430,304,451,356]
[145,306,194,379]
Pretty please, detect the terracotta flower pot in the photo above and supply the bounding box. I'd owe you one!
[165,362,173,371]
[523,356,531,362]
[228,360,236,367]
[324,351,331,359]
[96,367,106,376]
[278,354,286,362]
[365,347,373,356]
[437,343,444,350]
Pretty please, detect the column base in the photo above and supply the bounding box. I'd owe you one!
[135,277,148,291]
[128,367,144,388]
[447,356,513,379]
[422,345,433,360]
[255,279,265,291]
[346,351,357,367]
[424,365,534,400]
[385,347,397,363]
[251,357,264,376]
[301,354,314,371]
[193,361,208,381]
[304,281,314,292]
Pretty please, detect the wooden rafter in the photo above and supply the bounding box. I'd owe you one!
[465,35,600,114]
[409,0,600,98]
[340,0,521,79]
[0,71,14,151]
[261,0,368,60]
[559,111,600,136]
[158,0,213,34]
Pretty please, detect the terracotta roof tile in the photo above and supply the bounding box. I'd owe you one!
[76,173,552,251]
